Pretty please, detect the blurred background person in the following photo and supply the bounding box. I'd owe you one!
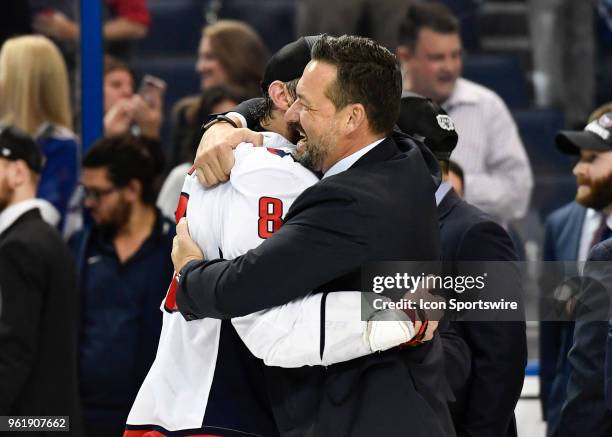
[170,20,268,169]
[295,0,410,50]
[70,134,173,437]
[158,85,246,219]
[0,34,79,233]
[103,55,164,141]
[31,0,150,62]
[539,105,612,437]
[527,0,594,128]
[397,2,533,226]
[0,126,82,435]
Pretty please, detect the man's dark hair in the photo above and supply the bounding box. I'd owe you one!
[311,34,402,135]
[398,2,460,50]
[83,135,165,205]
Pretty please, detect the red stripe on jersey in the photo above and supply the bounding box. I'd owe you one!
[124,430,222,437]
[188,165,197,175]
[164,273,179,311]
[175,192,190,224]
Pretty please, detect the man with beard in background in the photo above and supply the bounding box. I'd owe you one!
[553,111,612,437]
[540,108,612,437]
[69,135,174,437]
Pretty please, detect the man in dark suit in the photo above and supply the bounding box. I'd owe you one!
[554,112,612,437]
[397,94,527,437]
[0,127,82,436]
[540,110,612,437]
[172,35,454,437]
[601,240,612,412]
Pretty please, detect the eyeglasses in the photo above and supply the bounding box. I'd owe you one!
[80,185,118,203]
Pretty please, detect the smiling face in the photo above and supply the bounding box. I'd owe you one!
[195,36,229,91]
[403,28,462,104]
[573,149,612,210]
[284,61,344,173]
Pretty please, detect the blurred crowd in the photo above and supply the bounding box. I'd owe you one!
[0,1,611,437]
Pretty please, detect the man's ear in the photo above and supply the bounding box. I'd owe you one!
[342,103,367,136]
[124,179,142,202]
[8,160,29,188]
[268,80,291,111]
[396,45,413,64]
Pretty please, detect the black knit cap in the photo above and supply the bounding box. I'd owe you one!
[260,35,321,95]
[0,126,45,173]
[396,92,458,161]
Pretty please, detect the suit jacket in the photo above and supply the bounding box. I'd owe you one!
[177,134,455,436]
[438,188,527,437]
[599,240,612,411]
[540,201,586,436]
[0,208,82,436]
[558,238,612,437]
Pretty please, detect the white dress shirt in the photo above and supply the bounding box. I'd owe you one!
[0,198,59,236]
[441,78,533,224]
[323,138,385,178]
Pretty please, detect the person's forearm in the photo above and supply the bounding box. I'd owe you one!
[103,18,147,40]
[177,207,367,319]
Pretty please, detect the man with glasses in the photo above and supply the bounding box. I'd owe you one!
[69,134,174,437]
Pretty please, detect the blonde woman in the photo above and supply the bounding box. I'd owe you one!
[0,35,79,230]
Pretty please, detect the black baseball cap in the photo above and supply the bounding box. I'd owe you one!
[556,112,612,155]
[397,92,458,160]
[0,126,45,173]
[261,35,321,95]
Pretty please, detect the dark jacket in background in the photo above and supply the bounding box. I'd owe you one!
[559,238,612,437]
[0,208,82,436]
[539,201,587,436]
[70,210,174,430]
[438,188,527,437]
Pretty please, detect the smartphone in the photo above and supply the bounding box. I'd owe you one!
[138,74,167,106]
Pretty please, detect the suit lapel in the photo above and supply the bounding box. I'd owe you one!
[0,208,42,242]
[565,203,587,259]
[437,188,462,228]
[350,137,399,169]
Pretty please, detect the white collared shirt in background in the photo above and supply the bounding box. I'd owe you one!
[437,78,534,224]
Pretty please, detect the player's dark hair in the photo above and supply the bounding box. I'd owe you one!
[83,134,165,205]
[311,34,402,135]
[398,2,460,50]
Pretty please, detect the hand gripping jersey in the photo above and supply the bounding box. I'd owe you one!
[126,133,414,435]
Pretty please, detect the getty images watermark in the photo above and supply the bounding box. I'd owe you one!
[370,271,519,313]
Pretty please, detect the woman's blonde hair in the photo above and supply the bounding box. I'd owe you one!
[0,35,73,135]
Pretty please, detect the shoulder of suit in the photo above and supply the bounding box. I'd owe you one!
[545,201,585,227]
[589,239,612,261]
[1,212,63,253]
[447,200,510,240]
